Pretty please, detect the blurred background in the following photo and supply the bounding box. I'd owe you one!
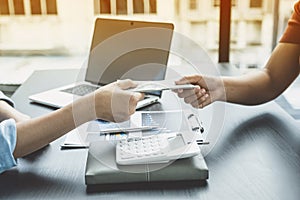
[0,0,296,94]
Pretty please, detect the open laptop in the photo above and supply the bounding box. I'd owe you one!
[29,18,174,109]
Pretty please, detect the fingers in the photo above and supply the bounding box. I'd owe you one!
[174,75,207,100]
[110,89,144,122]
[201,98,212,108]
[177,86,211,109]
[126,92,145,117]
[128,92,144,114]
[113,79,144,102]
[190,93,211,108]
[128,95,138,115]
[175,75,202,85]
[182,87,204,104]
[118,81,144,117]
[174,75,217,109]
[177,86,203,98]
[116,79,137,90]
[133,92,145,102]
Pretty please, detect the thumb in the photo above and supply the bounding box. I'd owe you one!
[133,92,145,101]
[117,79,138,90]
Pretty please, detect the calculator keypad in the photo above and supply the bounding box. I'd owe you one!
[116,135,169,165]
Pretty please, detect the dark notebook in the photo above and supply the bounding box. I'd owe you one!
[85,141,208,185]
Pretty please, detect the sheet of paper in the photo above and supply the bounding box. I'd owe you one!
[61,126,89,148]
[62,110,206,148]
[62,116,138,148]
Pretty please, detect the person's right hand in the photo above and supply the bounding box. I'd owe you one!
[94,79,144,122]
[174,75,225,108]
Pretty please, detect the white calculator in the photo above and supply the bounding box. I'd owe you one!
[116,133,200,165]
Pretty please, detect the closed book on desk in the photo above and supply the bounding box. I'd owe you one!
[85,141,208,185]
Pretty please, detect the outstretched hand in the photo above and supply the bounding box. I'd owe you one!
[174,75,225,108]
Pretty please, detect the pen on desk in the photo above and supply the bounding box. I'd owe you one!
[99,126,159,134]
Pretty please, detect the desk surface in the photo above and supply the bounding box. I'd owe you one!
[1,69,300,199]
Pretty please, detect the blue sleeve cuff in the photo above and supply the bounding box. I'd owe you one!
[0,91,15,108]
[0,119,17,174]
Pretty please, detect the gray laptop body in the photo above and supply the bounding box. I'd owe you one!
[29,18,174,109]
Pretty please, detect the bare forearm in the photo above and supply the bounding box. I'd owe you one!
[224,43,300,105]
[223,70,279,105]
[175,44,300,108]
[10,80,142,158]
[13,106,74,158]
[13,95,95,158]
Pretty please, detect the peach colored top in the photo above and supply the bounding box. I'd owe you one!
[280,1,300,44]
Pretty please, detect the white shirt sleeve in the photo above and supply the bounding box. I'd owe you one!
[0,119,17,174]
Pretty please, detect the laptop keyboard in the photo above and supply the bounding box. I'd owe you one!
[61,84,99,96]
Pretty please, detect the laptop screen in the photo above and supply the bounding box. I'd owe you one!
[85,18,174,96]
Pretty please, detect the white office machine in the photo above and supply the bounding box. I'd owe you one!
[116,132,200,165]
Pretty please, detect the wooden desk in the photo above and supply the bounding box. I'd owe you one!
[1,69,300,199]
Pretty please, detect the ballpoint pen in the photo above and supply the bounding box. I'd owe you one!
[99,126,159,134]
